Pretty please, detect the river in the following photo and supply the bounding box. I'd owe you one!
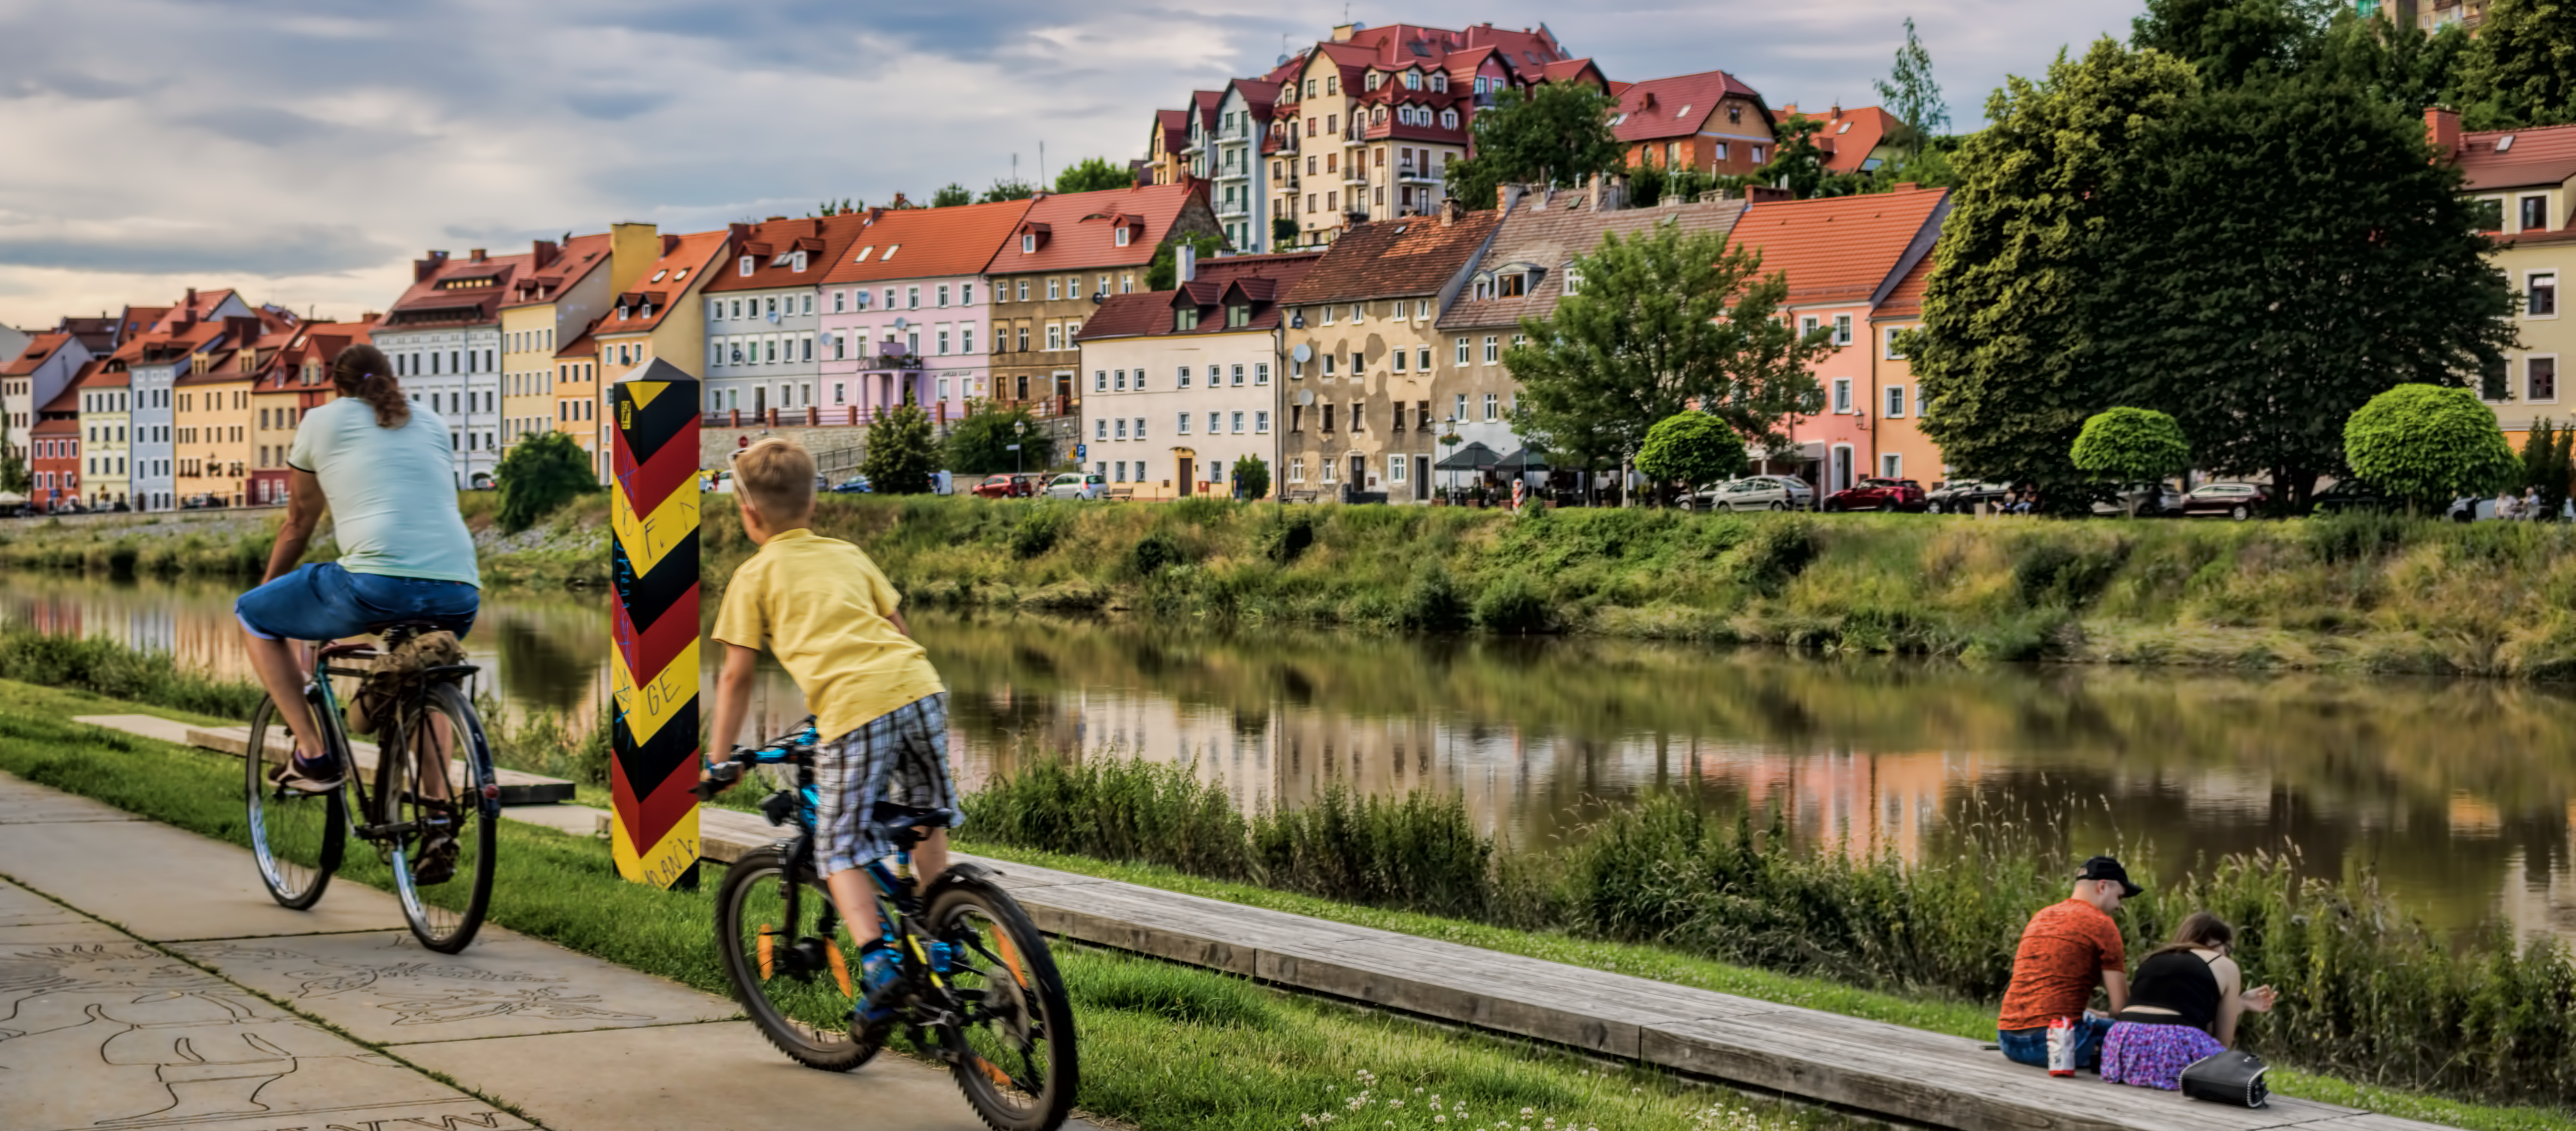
[8,572,2573,941]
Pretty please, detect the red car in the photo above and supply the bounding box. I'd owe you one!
[970,474,1038,499]
[1821,477,1927,512]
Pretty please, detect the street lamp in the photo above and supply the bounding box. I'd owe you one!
[1012,420,1028,474]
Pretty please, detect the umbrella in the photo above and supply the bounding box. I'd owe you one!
[1493,447,1549,474]
[1431,441,1500,471]
[0,490,25,505]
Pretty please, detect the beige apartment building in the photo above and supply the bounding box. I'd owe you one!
[2433,109,2576,447]
[498,231,624,454]
[1278,204,1503,501]
[985,184,1222,410]
[1074,251,1319,497]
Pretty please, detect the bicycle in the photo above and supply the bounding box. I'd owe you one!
[242,620,500,954]
[701,717,1076,1131]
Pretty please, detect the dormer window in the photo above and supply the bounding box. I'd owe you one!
[1729,104,1743,123]
[738,256,754,276]
[1366,71,1382,90]
[1115,227,1131,247]
[1404,70,1421,90]
[1023,234,1037,253]
[1562,265,1584,295]
[1441,109,1458,130]
[792,250,807,272]
[1226,304,1250,328]
[1176,307,1200,330]
[1431,73,1446,91]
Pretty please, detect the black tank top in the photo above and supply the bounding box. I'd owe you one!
[2122,950,2221,1033]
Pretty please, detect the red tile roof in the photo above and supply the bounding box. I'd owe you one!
[1282,209,1505,305]
[1192,88,1223,134]
[557,317,602,358]
[1729,186,1950,307]
[705,215,868,293]
[2453,122,2576,192]
[821,198,1036,285]
[1876,251,1934,319]
[1781,104,1903,174]
[1613,70,1772,143]
[1155,109,1190,156]
[502,233,615,309]
[1076,252,1324,343]
[377,249,538,331]
[1439,197,1748,329]
[596,229,733,337]
[983,184,1208,274]
[80,359,129,389]
[150,289,240,332]
[33,381,82,430]
[2,332,71,376]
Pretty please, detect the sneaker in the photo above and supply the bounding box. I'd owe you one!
[270,750,344,794]
[853,943,901,1026]
[412,803,459,885]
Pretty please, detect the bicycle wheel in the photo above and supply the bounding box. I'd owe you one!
[930,875,1076,1131]
[386,682,496,953]
[243,693,344,909]
[715,846,877,1070]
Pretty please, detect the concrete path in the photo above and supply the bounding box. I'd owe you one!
[0,770,1100,1131]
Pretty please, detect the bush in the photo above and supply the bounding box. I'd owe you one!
[941,401,1051,474]
[2069,407,2190,493]
[861,400,939,495]
[1635,412,1747,499]
[1130,531,1185,576]
[1473,573,1550,634]
[1264,514,1316,563]
[1397,568,1470,632]
[1230,455,1271,500]
[1010,505,1070,559]
[2344,383,2518,512]
[494,432,598,535]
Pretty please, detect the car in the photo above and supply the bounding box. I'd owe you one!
[970,474,1035,499]
[2088,482,2184,518]
[1821,477,1926,513]
[1691,475,1814,512]
[1924,480,2009,514]
[828,475,872,494]
[1043,472,1106,500]
[2311,480,2397,514]
[2180,482,2267,520]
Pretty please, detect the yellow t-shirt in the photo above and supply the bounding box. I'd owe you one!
[710,527,945,741]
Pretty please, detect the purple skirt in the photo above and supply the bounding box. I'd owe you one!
[2101,1020,2227,1090]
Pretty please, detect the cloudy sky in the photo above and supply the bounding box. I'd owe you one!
[0,0,2143,331]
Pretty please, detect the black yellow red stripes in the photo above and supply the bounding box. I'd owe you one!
[609,358,702,888]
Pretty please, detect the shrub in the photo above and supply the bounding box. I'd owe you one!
[494,432,598,535]
[1635,412,1748,499]
[1473,572,1550,634]
[942,401,1053,474]
[1397,568,1470,632]
[1010,504,1071,559]
[2344,383,2518,513]
[1264,514,1317,563]
[860,400,939,494]
[1230,455,1271,500]
[1130,531,1185,576]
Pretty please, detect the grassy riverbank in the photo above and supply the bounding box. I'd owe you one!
[0,679,1844,1131]
[0,492,610,589]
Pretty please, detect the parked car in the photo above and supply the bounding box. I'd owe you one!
[2180,482,2268,520]
[2088,482,2184,518]
[828,475,872,494]
[970,474,1036,499]
[1044,472,1106,500]
[1821,477,1927,512]
[2311,480,2397,514]
[1924,480,2009,514]
[1690,475,1815,512]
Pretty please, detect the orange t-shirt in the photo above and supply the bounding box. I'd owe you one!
[1997,899,2126,1031]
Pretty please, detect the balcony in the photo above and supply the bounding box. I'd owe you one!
[1217,201,1251,220]
[1397,165,1442,185]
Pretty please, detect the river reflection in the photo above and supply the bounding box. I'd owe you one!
[7,572,2574,940]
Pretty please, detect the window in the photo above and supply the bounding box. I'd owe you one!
[1177,412,1191,435]
[1256,363,1270,385]
[1133,416,1146,440]
[834,291,846,313]
[2534,356,2561,402]
[1289,456,1304,481]
[938,284,951,307]
[907,286,920,309]
[711,299,723,320]
[1096,418,1108,440]
[1392,349,1407,374]
[937,329,950,355]
[1048,278,1062,301]
[2533,273,2559,317]
[962,284,975,304]
[739,255,754,276]
[1834,315,1853,346]
[1115,227,1131,247]
[2526,196,2552,231]
[1833,378,1854,413]
[1116,418,1128,439]
[1416,346,1431,372]
[1047,325,1064,350]
[1115,369,1127,391]
[1801,316,1820,338]
[1017,280,1030,301]
[962,326,974,353]
[1881,453,1903,479]
[1884,386,1906,418]
[1884,327,1908,359]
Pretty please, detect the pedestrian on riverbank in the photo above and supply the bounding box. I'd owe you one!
[1994,855,2139,1073]
[703,436,959,1025]
[2100,912,2278,1091]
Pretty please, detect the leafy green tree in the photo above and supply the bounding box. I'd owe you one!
[812,198,858,217]
[2100,74,2517,508]
[1444,83,1625,214]
[2342,383,2518,512]
[1912,40,2201,509]
[493,431,597,534]
[930,183,972,208]
[1230,455,1270,500]
[1271,216,1299,246]
[942,401,1053,473]
[2132,0,2334,87]
[1759,114,1834,199]
[1145,232,1226,290]
[1054,157,1133,194]
[2519,418,2575,518]
[2459,0,2576,127]
[1507,223,1831,477]
[0,438,29,495]
[2070,408,2191,514]
[981,179,1036,203]
[1635,412,1749,504]
[860,398,938,495]
[1874,17,1952,142]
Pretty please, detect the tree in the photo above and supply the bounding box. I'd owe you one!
[492,432,597,534]
[2343,383,2518,512]
[1759,114,1835,199]
[2099,74,2517,509]
[942,401,1054,473]
[860,398,938,494]
[0,437,28,495]
[930,183,972,208]
[813,198,859,217]
[1271,216,1299,246]
[2132,0,2333,88]
[1912,40,2201,509]
[2458,0,2576,127]
[1054,157,1132,194]
[1635,412,1749,504]
[981,179,1037,203]
[2070,408,2191,515]
[1230,455,1270,500]
[1507,222,1831,477]
[2519,418,2574,518]
[1874,17,1952,142]
[1145,231,1225,290]
[1444,83,1625,214]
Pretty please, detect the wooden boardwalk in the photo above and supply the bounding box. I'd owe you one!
[82,713,2453,1131]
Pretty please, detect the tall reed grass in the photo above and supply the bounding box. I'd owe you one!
[0,628,263,718]
[964,751,2576,1109]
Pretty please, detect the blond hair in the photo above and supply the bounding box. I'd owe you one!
[734,438,816,524]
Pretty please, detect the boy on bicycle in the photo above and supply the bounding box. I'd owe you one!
[705,438,957,1016]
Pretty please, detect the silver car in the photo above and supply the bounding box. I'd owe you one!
[1692,475,1816,512]
[1043,472,1105,500]
[2089,482,2185,517]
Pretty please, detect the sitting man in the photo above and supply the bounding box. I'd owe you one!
[1996,855,2140,1072]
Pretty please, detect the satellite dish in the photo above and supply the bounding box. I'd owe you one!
[893,317,908,330]
[1294,389,1315,406]
[1291,343,1312,362]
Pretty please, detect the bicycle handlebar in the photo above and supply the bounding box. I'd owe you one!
[694,716,820,800]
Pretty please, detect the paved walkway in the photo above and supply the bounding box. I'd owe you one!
[0,770,1099,1131]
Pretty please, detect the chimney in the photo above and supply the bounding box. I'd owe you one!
[2427,106,2462,159]
[225,315,260,344]
[360,311,381,324]
[1177,243,1197,283]
[662,233,682,255]
[725,223,750,255]
[1333,22,1357,40]
[1745,185,1795,204]
[468,248,488,262]
[414,250,448,283]
[185,286,197,310]
[1441,198,1465,225]
[865,207,885,225]
[893,192,910,208]
[1499,183,1526,212]
[765,215,787,222]
[531,239,560,270]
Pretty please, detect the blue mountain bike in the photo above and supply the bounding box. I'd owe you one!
[700,717,1075,1131]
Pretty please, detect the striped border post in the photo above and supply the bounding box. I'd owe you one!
[609,358,703,889]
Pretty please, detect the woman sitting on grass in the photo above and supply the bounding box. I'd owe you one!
[2100,912,2277,1091]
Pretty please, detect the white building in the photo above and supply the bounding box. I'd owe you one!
[1073,250,1319,497]
[375,249,532,487]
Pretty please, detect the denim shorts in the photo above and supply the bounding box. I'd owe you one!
[1998,1015,2114,1072]
[235,563,480,642]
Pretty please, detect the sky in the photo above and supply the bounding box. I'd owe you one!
[0,0,2145,331]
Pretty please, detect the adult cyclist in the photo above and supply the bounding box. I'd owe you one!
[236,343,480,870]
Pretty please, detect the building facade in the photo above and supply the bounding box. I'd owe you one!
[128,289,257,511]
[986,184,1225,411]
[2435,110,2576,447]
[818,198,1034,425]
[1278,203,1504,501]
[588,228,733,478]
[375,249,534,487]
[1075,251,1319,497]
[173,337,263,507]
[1202,81,1284,252]
[1612,71,1777,176]
[77,365,130,508]
[30,383,82,511]
[498,233,617,455]
[703,216,865,422]
[2,331,94,459]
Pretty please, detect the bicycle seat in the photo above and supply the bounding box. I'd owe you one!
[870,803,955,833]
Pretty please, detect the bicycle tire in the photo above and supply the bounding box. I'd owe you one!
[715,847,878,1071]
[929,874,1077,1131]
[243,693,344,909]
[386,682,496,953]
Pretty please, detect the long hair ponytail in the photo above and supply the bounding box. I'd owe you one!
[330,344,410,429]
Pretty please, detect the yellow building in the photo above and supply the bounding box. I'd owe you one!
[174,344,262,507]
[2439,110,2576,446]
[499,233,620,456]
[76,366,130,508]
[584,226,733,479]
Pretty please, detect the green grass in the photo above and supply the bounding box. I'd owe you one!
[0,680,1851,1131]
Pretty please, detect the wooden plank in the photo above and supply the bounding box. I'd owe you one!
[184,724,577,805]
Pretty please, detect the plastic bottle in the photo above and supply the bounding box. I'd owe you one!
[2045,1016,2078,1077]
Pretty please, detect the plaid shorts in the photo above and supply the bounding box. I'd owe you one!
[815,693,961,876]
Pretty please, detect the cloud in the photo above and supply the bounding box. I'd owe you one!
[0,220,398,277]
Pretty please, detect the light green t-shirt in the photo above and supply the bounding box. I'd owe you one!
[286,398,480,586]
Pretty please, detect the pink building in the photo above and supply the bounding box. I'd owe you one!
[815,198,1036,424]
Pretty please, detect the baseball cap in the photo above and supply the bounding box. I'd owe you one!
[2078,855,2143,899]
